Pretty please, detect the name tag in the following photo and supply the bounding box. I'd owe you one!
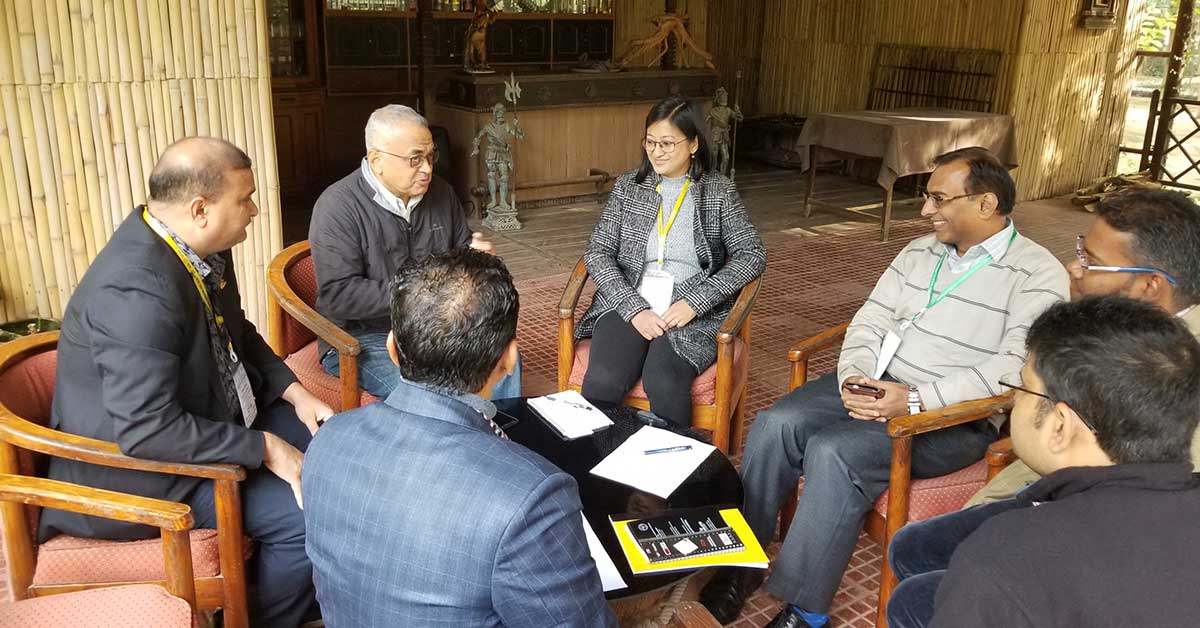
[232,361,258,428]
[638,269,675,316]
[873,328,903,380]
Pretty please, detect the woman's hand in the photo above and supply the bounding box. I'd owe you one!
[631,310,669,340]
[662,300,696,328]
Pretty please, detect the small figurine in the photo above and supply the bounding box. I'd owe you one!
[472,79,525,231]
[463,1,499,74]
[707,86,743,177]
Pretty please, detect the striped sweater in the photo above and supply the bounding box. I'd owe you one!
[837,231,1069,410]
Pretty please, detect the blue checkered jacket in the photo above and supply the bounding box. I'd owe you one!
[303,379,617,628]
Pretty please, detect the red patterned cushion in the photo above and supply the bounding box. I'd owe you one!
[0,584,193,627]
[873,458,989,522]
[567,338,747,406]
[279,255,319,356]
[32,529,222,586]
[284,341,377,412]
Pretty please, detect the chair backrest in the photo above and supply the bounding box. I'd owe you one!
[278,247,319,356]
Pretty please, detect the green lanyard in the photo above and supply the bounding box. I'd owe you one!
[902,229,1018,331]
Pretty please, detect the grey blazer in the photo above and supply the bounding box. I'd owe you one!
[576,169,766,372]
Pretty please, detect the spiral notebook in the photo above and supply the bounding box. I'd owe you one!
[609,506,768,574]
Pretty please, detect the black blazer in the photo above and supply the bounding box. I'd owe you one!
[39,208,297,540]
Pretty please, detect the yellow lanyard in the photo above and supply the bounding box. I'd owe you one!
[142,209,237,362]
[654,178,691,268]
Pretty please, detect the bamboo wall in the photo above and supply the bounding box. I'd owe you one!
[1005,0,1147,199]
[705,0,1148,201]
[0,0,281,325]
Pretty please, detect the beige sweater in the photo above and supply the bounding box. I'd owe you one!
[837,230,1069,410]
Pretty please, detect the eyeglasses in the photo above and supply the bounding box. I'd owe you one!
[643,138,687,154]
[998,372,1098,434]
[1075,234,1178,285]
[920,191,977,208]
[375,148,439,169]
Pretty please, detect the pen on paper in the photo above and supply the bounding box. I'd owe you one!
[643,445,693,455]
[552,396,594,411]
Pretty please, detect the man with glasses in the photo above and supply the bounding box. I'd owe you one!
[899,296,1200,627]
[701,147,1068,628]
[885,188,1200,628]
[310,104,520,399]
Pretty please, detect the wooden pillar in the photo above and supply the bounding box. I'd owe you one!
[1150,0,1194,179]
[416,0,436,115]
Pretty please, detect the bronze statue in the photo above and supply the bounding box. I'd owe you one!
[707,86,743,176]
[463,2,499,74]
[472,101,525,231]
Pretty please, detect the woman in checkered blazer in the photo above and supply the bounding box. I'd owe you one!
[576,95,766,427]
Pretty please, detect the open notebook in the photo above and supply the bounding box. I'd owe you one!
[527,391,612,440]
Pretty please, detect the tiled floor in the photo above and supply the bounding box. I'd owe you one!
[0,166,1093,626]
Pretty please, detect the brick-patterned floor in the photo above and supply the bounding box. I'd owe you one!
[0,168,1092,625]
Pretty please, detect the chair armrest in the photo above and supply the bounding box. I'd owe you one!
[887,392,1014,439]
[717,278,761,344]
[0,473,193,530]
[670,600,724,628]
[986,437,1016,467]
[266,244,360,357]
[788,322,850,363]
[0,412,246,482]
[557,257,590,321]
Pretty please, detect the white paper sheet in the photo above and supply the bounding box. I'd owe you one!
[528,391,612,439]
[589,425,716,499]
[581,513,627,592]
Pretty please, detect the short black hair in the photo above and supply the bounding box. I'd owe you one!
[389,248,519,394]
[1025,295,1200,464]
[1096,188,1200,307]
[148,137,252,204]
[931,146,1016,215]
[635,95,712,184]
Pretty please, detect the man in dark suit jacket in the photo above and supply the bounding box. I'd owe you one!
[303,248,616,628]
[44,137,332,627]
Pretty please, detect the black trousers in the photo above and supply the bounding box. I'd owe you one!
[186,400,317,628]
[581,311,698,427]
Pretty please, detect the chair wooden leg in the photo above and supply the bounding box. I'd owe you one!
[215,480,249,628]
[779,483,799,541]
[876,436,914,628]
[730,388,747,458]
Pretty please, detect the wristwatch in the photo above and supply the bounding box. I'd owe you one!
[907,386,922,415]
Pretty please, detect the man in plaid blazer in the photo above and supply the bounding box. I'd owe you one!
[303,249,616,628]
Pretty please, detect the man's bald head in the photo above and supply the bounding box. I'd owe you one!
[148,137,252,206]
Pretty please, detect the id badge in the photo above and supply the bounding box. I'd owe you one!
[638,269,675,316]
[232,361,259,428]
[873,328,904,380]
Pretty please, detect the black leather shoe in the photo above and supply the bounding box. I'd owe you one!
[764,607,827,628]
[699,567,765,624]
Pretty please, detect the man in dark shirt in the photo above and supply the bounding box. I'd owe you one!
[891,296,1200,628]
[309,104,520,399]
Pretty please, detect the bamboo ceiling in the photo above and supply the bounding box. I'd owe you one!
[0,0,282,325]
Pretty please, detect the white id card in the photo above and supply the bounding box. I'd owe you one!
[638,269,675,316]
[873,329,903,380]
[232,361,259,428]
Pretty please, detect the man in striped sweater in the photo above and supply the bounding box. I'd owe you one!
[701,147,1068,628]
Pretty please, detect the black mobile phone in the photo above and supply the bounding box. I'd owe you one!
[494,409,520,431]
[842,381,885,399]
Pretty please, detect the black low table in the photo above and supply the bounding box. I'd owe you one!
[496,397,744,601]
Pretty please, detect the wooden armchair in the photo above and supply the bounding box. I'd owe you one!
[267,240,376,412]
[0,332,250,628]
[0,473,198,626]
[780,322,1016,627]
[557,257,761,455]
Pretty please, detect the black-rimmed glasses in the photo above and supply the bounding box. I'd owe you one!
[1075,234,1178,285]
[375,148,439,169]
[998,373,1098,434]
[919,191,977,208]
